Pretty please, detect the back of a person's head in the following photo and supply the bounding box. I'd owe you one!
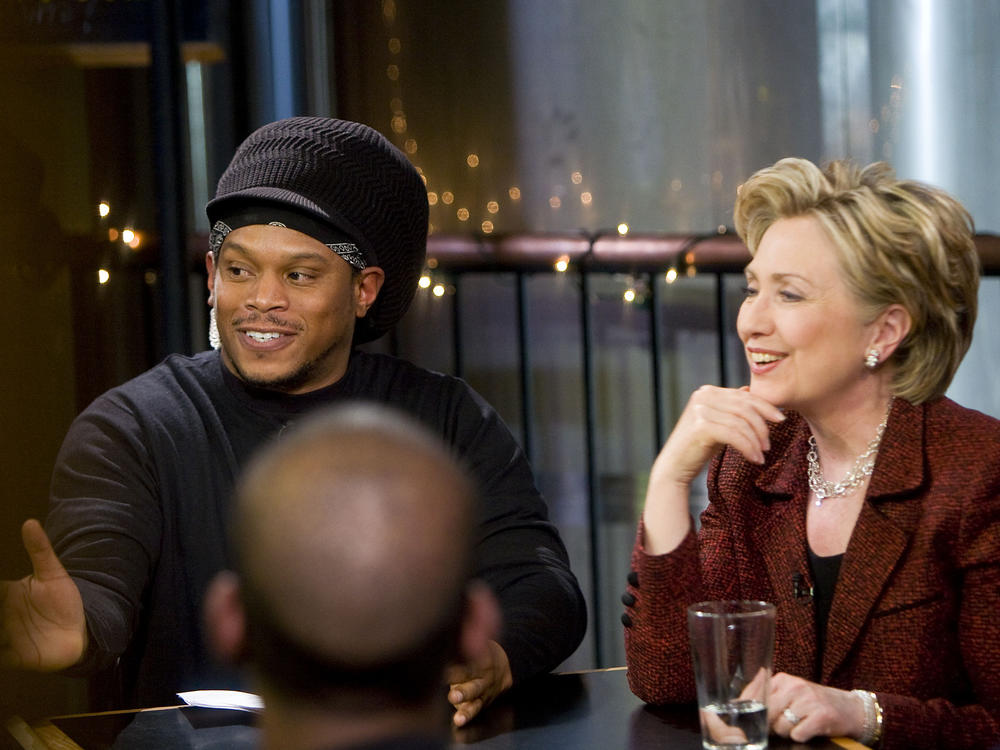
[230,403,477,710]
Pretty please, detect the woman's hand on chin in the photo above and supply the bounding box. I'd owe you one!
[652,385,785,485]
[642,386,785,554]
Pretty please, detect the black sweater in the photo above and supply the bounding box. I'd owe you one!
[46,349,586,708]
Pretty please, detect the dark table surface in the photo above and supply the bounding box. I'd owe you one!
[33,668,856,750]
[452,667,850,749]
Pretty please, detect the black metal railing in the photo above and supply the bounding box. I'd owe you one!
[376,231,999,669]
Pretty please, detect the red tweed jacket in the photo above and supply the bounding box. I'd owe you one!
[623,396,1000,750]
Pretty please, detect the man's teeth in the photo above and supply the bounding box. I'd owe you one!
[246,331,281,342]
[750,352,783,364]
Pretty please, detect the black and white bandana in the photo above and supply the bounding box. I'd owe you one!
[208,203,371,271]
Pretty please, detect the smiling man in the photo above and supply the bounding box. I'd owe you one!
[0,118,586,726]
[206,221,380,392]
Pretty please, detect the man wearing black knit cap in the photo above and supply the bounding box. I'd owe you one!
[0,118,586,727]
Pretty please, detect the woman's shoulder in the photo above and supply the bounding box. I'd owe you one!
[915,398,1000,502]
[920,397,1000,462]
[922,395,1000,432]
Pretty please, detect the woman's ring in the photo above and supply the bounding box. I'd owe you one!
[782,707,801,725]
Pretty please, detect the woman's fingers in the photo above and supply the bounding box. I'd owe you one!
[678,386,784,466]
[767,672,866,742]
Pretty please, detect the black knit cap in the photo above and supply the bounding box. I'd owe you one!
[207,117,428,344]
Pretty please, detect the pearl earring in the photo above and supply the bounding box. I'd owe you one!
[865,349,880,369]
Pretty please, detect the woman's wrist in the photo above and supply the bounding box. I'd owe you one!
[641,477,693,555]
[851,689,884,747]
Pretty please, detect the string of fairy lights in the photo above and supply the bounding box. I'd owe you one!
[381,0,525,242]
[93,200,151,287]
[91,193,686,304]
[376,0,708,304]
[87,1,904,307]
[375,0,913,306]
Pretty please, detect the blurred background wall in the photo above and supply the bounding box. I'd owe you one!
[2,0,998,714]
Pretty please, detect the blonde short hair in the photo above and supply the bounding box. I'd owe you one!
[733,157,979,404]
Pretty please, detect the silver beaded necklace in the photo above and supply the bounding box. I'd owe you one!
[807,399,892,507]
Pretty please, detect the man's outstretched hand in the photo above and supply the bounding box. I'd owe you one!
[447,639,513,727]
[0,519,86,671]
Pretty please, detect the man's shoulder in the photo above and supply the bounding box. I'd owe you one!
[114,350,217,388]
[89,350,222,417]
[352,349,445,377]
[347,351,497,431]
[350,350,471,395]
[59,351,227,472]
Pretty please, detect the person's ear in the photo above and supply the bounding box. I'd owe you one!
[868,303,911,362]
[355,266,385,318]
[458,581,502,665]
[206,251,218,307]
[204,571,248,665]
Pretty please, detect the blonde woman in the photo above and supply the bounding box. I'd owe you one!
[623,157,999,749]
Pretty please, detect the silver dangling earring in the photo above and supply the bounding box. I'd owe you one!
[865,348,880,369]
[208,306,221,350]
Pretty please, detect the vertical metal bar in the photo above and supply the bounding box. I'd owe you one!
[150,0,190,357]
[251,0,276,122]
[580,268,603,667]
[516,271,534,463]
[184,63,208,234]
[452,273,463,379]
[648,271,664,449]
[303,0,332,116]
[268,0,303,119]
[715,272,729,386]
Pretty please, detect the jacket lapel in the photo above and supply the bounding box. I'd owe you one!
[749,419,818,679]
[821,399,927,682]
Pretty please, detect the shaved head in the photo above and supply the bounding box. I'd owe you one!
[229,403,477,699]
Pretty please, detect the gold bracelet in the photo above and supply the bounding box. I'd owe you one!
[851,689,884,746]
[870,691,884,746]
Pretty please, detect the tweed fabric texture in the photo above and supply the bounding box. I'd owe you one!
[207,117,428,343]
[623,396,1000,750]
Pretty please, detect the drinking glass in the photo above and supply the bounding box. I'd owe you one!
[687,600,776,750]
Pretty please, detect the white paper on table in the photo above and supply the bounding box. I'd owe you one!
[177,690,265,712]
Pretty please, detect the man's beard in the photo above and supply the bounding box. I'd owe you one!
[230,337,343,393]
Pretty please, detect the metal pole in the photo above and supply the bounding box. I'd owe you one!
[516,271,535,463]
[580,266,603,667]
[715,273,728,386]
[150,0,190,356]
[452,274,463,379]
[268,0,305,119]
[648,271,664,449]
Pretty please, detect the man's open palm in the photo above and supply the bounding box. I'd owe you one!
[0,519,86,671]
